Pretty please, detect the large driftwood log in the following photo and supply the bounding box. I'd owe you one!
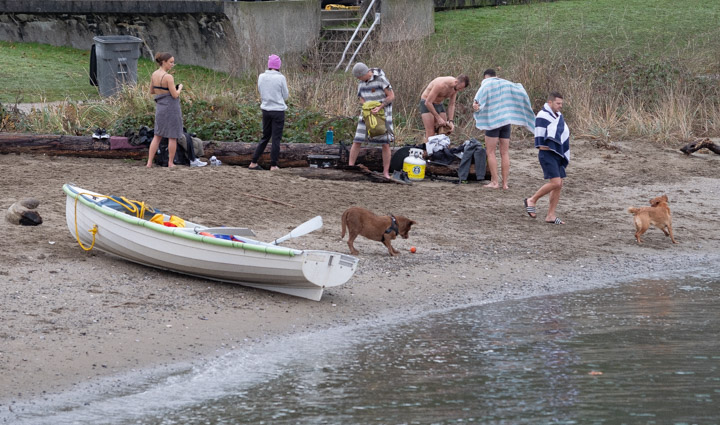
[679,138,720,156]
[0,133,140,159]
[0,133,485,178]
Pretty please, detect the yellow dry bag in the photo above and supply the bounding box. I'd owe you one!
[362,101,387,138]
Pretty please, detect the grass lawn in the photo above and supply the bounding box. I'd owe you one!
[2,1,719,103]
[0,41,246,104]
[434,0,720,71]
[0,42,96,103]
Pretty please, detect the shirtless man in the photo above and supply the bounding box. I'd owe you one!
[419,75,469,140]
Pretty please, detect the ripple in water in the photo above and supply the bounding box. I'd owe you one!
[10,274,720,424]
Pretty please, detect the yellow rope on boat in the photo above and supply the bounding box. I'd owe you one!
[73,192,155,251]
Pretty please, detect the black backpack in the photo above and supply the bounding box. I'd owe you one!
[155,135,190,166]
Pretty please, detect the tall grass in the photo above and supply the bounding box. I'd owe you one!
[3,0,719,144]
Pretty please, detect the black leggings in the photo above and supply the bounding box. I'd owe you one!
[252,110,285,166]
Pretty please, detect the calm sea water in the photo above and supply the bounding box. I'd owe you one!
[12,272,720,424]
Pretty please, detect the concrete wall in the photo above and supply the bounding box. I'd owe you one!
[0,11,242,73]
[379,0,434,43]
[225,0,320,72]
[0,1,225,14]
[0,0,436,73]
[0,0,320,74]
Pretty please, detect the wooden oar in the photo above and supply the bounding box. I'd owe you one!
[271,216,323,245]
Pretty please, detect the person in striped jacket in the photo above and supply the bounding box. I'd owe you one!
[523,92,570,225]
[348,62,395,180]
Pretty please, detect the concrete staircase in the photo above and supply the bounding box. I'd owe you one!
[318,9,376,70]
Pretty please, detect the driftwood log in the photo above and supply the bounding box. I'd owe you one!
[0,133,486,179]
[679,138,720,156]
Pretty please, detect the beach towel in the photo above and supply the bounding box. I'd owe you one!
[154,93,184,139]
[473,77,535,132]
[535,103,571,166]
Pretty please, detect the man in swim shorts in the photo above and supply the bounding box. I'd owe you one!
[419,75,469,141]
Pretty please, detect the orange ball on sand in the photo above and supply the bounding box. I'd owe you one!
[410,246,417,253]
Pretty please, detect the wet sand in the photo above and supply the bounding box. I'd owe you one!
[1,138,719,407]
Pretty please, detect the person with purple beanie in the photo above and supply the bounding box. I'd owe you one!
[249,54,289,171]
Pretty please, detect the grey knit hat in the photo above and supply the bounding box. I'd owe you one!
[352,62,369,79]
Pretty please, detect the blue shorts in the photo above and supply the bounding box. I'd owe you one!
[538,149,566,179]
[485,124,511,139]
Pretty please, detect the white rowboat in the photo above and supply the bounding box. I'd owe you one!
[63,183,358,301]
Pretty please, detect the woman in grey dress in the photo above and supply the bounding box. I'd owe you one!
[146,52,184,168]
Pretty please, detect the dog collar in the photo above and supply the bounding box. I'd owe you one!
[385,215,399,235]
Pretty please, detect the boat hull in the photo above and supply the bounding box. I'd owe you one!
[63,184,358,300]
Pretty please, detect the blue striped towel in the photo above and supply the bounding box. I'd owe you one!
[535,103,571,166]
[473,77,535,132]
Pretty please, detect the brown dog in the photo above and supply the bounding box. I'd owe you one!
[627,194,678,244]
[341,207,416,256]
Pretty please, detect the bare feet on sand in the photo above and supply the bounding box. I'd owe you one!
[484,182,500,189]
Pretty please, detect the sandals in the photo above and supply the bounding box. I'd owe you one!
[523,198,536,218]
[525,198,564,224]
[248,165,264,170]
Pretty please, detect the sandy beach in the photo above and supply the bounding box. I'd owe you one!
[1,137,719,410]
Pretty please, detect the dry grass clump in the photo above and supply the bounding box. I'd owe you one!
[5,15,719,145]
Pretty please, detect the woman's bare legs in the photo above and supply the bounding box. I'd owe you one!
[145,135,177,168]
[167,138,177,168]
[146,135,161,167]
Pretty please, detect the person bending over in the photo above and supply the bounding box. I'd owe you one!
[419,75,469,141]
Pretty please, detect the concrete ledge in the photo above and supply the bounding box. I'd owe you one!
[0,0,320,74]
[381,0,434,43]
[225,0,320,71]
[0,0,225,14]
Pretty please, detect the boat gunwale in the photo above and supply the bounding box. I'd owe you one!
[63,183,298,257]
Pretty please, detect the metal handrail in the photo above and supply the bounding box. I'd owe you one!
[344,13,380,72]
[333,0,379,72]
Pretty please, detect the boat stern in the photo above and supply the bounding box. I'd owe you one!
[301,251,359,288]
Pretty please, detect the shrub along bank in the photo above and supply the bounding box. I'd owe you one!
[2,0,720,144]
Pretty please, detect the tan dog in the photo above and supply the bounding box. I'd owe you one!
[341,207,416,256]
[627,194,677,244]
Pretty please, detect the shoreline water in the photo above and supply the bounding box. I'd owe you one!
[1,138,719,414]
[3,254,719,424]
